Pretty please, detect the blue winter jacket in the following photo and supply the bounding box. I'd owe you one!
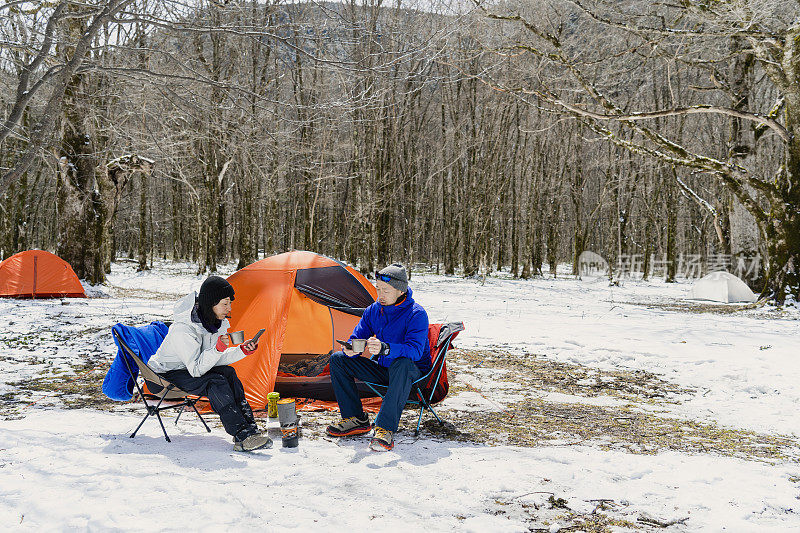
[102,321,169,401]
[349,288,431,373]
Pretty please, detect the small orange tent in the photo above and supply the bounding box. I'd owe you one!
[227,251,377,408]
[0,250,86,298]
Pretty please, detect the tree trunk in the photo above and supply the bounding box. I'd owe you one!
[510,178,518,277]
[761,110,800,302]
[12,171,28,253]
[664,168,678,283]
[761,203,800,303]
[547,210,559,278]
[237,174,256,270]
[137,171,148,271]
[201,173,219,274]
[171,179,182,259]
[56,44,105,283]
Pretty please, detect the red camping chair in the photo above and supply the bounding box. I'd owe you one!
[362,322,463,436]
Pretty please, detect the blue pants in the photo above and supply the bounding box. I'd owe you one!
[329,351,421,433]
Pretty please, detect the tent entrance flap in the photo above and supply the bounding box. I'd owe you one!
[294,265,374,309]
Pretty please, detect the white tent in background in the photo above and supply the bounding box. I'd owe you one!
[578,250,609,277]
[690,271,757,303]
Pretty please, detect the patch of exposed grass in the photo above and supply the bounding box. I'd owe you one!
[439,397,798,462]
[6,360,114,412]
[438,349,800,463]
[0,325,110,350]
[457,348,694,403]
[109,286,182,301]
[0,333,43,349]
[616,299,784,318]
[485,493,645,532]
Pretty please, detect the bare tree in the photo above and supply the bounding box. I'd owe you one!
[478,0,800,302]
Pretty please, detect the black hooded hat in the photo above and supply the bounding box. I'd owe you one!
[194,275,235,333]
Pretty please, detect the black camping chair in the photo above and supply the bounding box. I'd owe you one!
[362,323,462,436]
[112,329,212,442]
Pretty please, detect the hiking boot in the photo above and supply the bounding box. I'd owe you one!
[326,414,371,437]
[233,432,273,452]
[369,427,394,451]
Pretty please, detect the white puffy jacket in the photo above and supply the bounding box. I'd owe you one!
[148,292,246,377]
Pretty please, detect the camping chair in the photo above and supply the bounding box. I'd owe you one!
[112,329,211,443]
[362,322,462,436]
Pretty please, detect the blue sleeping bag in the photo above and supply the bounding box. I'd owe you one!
[102,321,170,401]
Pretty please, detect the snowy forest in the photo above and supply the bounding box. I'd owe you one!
[2,0,799,301]
[5,2,800,530]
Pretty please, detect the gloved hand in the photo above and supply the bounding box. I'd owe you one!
[216,336,228,352]
[241,340,257,355]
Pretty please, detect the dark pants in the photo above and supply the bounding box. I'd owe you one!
[329,351,421,433]
[160,365,255,440]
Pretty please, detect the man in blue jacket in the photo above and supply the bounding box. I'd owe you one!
[326,263,430,451]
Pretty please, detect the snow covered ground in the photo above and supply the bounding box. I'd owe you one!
[1,260,799,531]
[411,272,800,437]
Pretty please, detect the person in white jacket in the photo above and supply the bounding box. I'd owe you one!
[148,275,270,452]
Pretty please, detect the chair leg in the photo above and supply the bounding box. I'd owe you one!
[190,401,212,433]
[414,405,425,437]
[130,412,150,439]
[174,404,184,426]
[413,404,446,436]
[426,401,445,425]
[155,411,171,443]
[135,390,171,442]
[415,394,447,437]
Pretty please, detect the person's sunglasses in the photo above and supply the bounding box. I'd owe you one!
[375,272,397,283]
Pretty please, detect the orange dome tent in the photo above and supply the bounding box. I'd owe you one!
[0,250,86,298]
[227,251,377,408]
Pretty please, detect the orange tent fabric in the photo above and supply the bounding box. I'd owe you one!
[227,251,377,409]
[0,250,85,298]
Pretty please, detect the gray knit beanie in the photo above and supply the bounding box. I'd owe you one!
[376,263,408,292]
